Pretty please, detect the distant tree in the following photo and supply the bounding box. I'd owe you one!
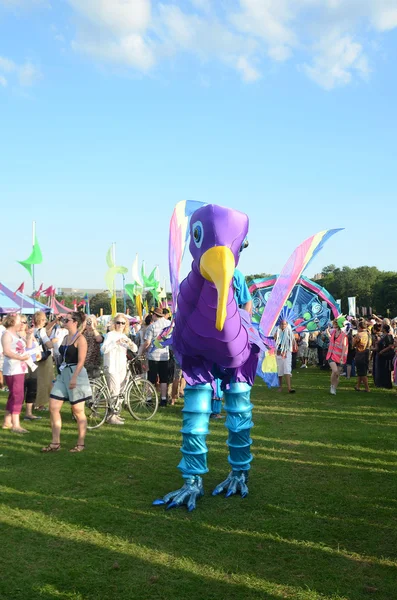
[317,265,397,315]
[245,273,272,283]
[90,292,112,316]
[373,274,397,316]
[321,264,337,276]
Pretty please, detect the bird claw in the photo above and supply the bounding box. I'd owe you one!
[153,476,204,511]
[212,471,249,498]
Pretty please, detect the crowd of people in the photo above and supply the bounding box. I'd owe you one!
[0,307,185,446]
[1,302,396,447]
[277,315,397,395]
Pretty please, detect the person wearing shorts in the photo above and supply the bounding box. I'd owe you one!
[353,321,371,392]
[139,307,171,407]
[42,312,91,453]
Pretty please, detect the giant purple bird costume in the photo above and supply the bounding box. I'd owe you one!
[154,202,266,510]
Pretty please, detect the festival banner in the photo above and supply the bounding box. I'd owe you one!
[348,297,356,317]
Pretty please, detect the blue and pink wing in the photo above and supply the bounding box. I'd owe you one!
[169,200,206,310]
[259,229,343,337]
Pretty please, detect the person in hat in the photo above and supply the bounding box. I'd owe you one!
[138,307,171,406]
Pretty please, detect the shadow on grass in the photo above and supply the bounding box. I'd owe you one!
[1,502,396,600]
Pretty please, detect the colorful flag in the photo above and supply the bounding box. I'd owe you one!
[105,244,128,318]
[260,229,343,337]
[42,285,54,297]
[34,283,44,298]
[18,235,43,277]
[135,294,142,319]
[14,282,25,295]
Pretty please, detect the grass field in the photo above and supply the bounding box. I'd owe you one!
[1,368,396,600]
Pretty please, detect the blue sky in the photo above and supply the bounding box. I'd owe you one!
[1,0,397,293]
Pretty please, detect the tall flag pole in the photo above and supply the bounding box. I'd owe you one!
[111,242,117,317]
[17,220,43,315]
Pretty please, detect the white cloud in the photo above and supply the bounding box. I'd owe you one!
[236,56,261,82]
[0,55,41,87]
[230,0,297,61]
[370,2,397,31]
[67,0,154,71]
[302,34,370,90]
[67,0,151,34]
[0,56,15,72]
[72,34,155,71]
[18,61,41,85]
[42,0,397,88]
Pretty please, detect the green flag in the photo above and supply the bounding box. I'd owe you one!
[18,236,43,277]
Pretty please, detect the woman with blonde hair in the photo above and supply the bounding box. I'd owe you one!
[101,313,137,425]
[2,313,32,433]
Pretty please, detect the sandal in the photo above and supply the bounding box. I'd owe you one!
[41,443,61,453]
[354,387,361,392]
[69,444,85,453]
[12,427,29,434]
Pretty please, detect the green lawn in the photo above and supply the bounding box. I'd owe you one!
[1,368,396,600]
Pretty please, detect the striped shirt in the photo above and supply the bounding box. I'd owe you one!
[144,317,171,361]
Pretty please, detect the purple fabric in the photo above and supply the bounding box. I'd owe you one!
[172,204,261,387]
[5,374,25,414]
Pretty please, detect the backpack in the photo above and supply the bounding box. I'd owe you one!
[34,330,52,362]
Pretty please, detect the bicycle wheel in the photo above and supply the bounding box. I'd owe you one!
[86,381,110,429]
[126,378,159,420]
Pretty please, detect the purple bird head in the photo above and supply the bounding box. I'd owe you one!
[188,204,249,331]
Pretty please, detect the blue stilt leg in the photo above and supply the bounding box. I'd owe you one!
[212,382,253,498]
[153,383,212,510]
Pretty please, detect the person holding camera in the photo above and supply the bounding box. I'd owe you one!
[101,313,137,425]
[82,315,103,379]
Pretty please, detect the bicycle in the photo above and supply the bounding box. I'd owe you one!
[86,356,159,429]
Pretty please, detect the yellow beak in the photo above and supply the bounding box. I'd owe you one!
[199,246,235,331]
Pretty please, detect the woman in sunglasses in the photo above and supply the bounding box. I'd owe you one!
[101,313,137,425]
[42,312,91,452]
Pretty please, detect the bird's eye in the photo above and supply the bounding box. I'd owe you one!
[239,238,249,253]
[192,221,204,248]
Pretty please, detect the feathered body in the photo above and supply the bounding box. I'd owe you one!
[171,204,261,388]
